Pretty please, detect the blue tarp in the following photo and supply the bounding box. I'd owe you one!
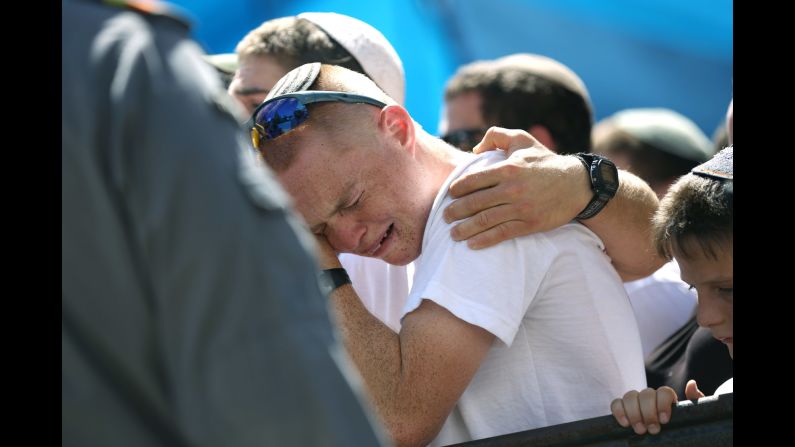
[171,0,732,139]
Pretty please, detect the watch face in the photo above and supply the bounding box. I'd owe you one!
[597,159,619,193]
[601,164,617,183]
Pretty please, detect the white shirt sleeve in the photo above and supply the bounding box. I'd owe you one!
[714,377,733,395]
[403,192,557,347]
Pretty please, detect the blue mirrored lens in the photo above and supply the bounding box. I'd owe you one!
[254,98,309,140]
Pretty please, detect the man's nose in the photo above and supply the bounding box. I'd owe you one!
[327,218,367,253]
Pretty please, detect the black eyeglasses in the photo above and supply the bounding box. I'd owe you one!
[248,91,387,150]
[441,128,489,152]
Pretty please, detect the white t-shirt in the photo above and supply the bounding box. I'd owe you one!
[624,260,697,356]
[403,151,647,445]
[714,378,733,395]
[339,254,413,333]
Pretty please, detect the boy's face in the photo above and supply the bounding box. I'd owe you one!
[676,241,733,358]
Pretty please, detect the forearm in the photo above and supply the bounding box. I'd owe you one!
[318,256,408,422]
[581,170,665,281]
[329,285,444,446]
[316,240,473,445]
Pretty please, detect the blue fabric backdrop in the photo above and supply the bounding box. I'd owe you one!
[170,0,733,139]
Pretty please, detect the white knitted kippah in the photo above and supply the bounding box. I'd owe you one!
[298,12,405,105]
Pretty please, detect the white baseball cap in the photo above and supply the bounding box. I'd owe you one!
[298,12,405,105]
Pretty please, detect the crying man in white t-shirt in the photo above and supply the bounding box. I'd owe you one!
[256,62,648,446]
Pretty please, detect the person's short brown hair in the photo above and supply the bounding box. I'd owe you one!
[235,17,365,75]
[444,57,592,155]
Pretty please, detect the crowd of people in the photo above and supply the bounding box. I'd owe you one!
[63,1,732,446]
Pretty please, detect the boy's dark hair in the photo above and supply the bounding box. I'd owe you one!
[652,148,733,260]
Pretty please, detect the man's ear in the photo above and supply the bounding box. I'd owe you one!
[379,104,415,153]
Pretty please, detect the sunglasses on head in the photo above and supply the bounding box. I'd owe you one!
[441,128,489,152]
[248,91,388,150]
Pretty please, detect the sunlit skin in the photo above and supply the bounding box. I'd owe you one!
[227,55,291,115]
[676,239,733,358]
[274,104,465,266]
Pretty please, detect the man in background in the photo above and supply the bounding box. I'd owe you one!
[441,53,592,155]
[254,62,647,445]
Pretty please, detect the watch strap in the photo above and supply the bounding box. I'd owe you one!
[573,153,618,220]
[318,268,351,296]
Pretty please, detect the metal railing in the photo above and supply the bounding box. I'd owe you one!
[445,393,732,447]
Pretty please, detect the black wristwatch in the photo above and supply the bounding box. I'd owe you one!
[318,268,352,296]
[573,153,619,220]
